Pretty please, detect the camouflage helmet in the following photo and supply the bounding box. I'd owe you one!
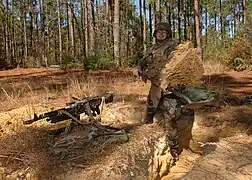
[153,22,172,38]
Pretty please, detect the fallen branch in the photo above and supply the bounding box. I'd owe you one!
[0,154,24,162]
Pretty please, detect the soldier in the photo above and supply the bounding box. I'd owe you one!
[133,22,180,161]
[133,22,176,123]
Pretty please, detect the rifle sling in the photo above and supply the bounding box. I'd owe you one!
[58,110,86,125]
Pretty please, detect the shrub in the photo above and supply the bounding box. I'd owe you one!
[226,37,252,71]
[85,54,115,70]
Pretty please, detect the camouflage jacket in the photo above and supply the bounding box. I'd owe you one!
[136,39,177,79]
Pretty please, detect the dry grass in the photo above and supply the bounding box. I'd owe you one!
[203,60,227,74]
[0,69,149,179]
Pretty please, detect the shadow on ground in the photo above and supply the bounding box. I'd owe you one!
[202,72,252,97]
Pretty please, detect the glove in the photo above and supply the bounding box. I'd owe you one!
[141,75,148,83]
[132,67,141,78]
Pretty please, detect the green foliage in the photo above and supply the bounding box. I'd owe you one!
[85,54,115,70]
[1,0,252,70]
[25,56,41,68]
[120,55,138,67]
[203,27,231,63]
[62,52,75,65]
[59,52,81,69]
[0,58,8,69]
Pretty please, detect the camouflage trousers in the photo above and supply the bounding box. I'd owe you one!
[146,82,180,159]
[145,82,162,121]
[157,93,180,160]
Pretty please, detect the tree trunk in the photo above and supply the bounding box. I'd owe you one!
[186,0,192,41]
[29,0,34,57]
[143,0,147,51]
[105,0,110,56]
[42,0,48,67]
[214,0,217,31]
[84,0,89,55]
[139,0,143,49]
[89,0,95,54]
[5,0,9,65]
[219,0,223,41]
[153,2,156,44]
[242,0,246,25]
[81,0,87,59]
[205,0,207,45]
[172,10,176,39]
[67,0,74,57]
[149,3,153,44]
[57,0,62,64]
[178,0,181,43]
[129,1,134,57]
[72,3,76,58]
[153,2,156,28]
[183,0,187,41]
[23,0,28,66]
[11,0,17,66]
[194,0,202,57]
[113,0,120,66]
[156,0,161,23]
[232,0,236,35]
[166,2,171,26]
[4,22,8,67]
[35,0,39,66]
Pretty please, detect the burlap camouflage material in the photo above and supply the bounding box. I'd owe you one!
[159,41,204,90]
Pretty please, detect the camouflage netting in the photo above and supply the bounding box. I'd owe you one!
[160,41,204,90]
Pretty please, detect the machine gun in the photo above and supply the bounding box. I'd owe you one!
[23,92,113,125]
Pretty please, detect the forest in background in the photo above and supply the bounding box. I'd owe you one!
[0,0,251,70]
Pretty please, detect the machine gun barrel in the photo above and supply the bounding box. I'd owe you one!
[23,108,67,124]
[23,92,114,125]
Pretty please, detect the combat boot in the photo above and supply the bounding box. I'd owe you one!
[142,106,157,124]
[142,111,155,124]
[170,148,179,165]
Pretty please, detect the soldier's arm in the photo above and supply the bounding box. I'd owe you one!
[136,56,147,71]
[136,48,153,70]
[164,44,176,59]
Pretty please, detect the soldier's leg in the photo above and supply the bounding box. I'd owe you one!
[159,96,180,162]
[144,83,162,123]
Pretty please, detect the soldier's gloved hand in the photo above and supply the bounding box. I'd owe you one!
[132,68,141,78]
[141,75,148,83]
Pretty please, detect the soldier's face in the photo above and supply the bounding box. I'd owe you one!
[156,30,168,41]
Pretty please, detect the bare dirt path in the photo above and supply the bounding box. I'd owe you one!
[202,70,252,97]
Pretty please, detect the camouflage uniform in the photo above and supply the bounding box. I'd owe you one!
[134,22,180,161]
[135,23,176,122]
[157,92,181,160]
